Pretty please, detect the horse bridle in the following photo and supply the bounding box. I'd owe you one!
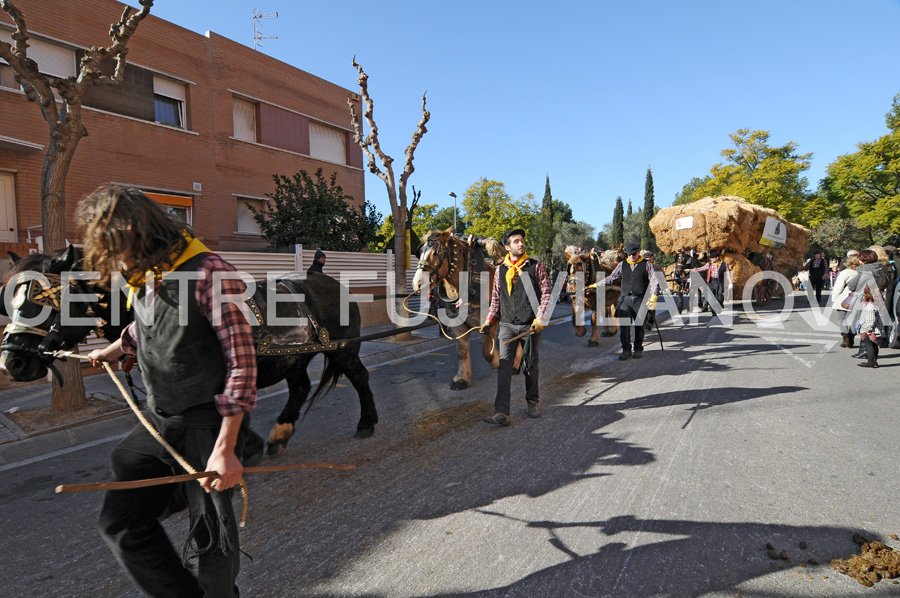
[1,274,101,363]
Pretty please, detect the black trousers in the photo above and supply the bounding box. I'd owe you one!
[494,322,540,415]
[810,275,825,303]
[617,296,645,351]
[98,406,246,598]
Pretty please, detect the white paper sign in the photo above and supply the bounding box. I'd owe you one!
[675,216,694,230]
[760,217,787,249]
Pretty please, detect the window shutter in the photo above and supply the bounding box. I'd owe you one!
[0,32,75,79]
[309,121,347,164]
[233,97,257,142]
[153,75,185,101]
[236,198,263,234]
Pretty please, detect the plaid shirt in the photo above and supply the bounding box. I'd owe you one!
[486,257,553,324]
[598,259,661,295]
[121,253,257,416]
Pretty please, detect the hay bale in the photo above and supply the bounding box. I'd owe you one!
[649,196,809,258]
[723,253,760,299]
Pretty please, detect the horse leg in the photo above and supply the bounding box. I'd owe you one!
[267,366,312,456]
[602,303,619,336]
[341,355,377,439]
[451,337,472,390]
[588,311,601,346]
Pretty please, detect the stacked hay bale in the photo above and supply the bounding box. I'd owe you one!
[649,196,809,298]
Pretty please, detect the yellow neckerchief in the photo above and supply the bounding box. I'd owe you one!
[126,234,212,308]
[504,252,529,295]
[626,255,644,266]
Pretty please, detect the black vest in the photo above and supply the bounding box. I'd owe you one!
[135,253,227,415]
[620,260,650,296]
[498,260,538,325]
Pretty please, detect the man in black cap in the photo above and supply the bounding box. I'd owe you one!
[593,242,659,360]
[691,250,730,312]
[479,228,553,425]
[801,249,828,304]
[308,249,327,274]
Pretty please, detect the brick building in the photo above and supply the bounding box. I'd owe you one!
[0,0,364,251]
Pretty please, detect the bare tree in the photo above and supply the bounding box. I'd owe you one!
[0,0,154,410]
[348,57,429,327]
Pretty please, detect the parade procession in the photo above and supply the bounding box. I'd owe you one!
[2,1,900,597]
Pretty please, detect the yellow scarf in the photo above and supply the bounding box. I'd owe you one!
[504,252,529,295]
[626,255,644,266]
[126,234,212,308]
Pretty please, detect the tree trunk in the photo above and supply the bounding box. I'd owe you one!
[44,127,87,411]
[392,209,413,341]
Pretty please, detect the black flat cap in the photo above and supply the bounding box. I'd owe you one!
[624,242,640,255]
[502,228,526,246]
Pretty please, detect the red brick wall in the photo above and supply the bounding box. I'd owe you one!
[0,0,365,251]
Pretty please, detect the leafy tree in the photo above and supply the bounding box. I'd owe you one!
[611,197,625,246]
[596,227,611,249]
[677,129,820,225]
[0,0,154,412]
[552,199,573,225]
[642,167,656,251]
[250,168,381,251]
[627,199,633,217]
[809,218,893,259]
[624,209,643,247]
[822,93,900,233]
[550,220,596,269]
[674,176,711,205]
[462,178,537,245]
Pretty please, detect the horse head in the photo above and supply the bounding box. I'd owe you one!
[0,246,121,382]
[565,251,598,338]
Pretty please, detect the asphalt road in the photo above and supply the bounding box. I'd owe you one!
[2,293,899,597]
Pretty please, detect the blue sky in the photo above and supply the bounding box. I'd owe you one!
[151,0,900,234]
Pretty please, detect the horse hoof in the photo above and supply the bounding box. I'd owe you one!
[588,340,600,347]
[450,379,470,391]
[354,427,374,439]
[266,442,286,456]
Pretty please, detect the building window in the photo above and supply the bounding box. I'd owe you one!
[0,64,17,89]
[233,96,258,142]
[309,121,347,164]
[144,191,192,225]
[236,197,264,234]
[153,75,185,127]
[0,32,75,94]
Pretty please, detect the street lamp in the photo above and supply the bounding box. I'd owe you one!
[448,192,457,233]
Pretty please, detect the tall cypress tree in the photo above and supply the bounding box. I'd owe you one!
[612,196,625,246]
[641,167,656,251]
[540,175,555,264]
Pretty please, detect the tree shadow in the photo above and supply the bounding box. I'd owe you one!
[418,515,885,597]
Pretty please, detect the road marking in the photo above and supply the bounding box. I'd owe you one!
[0,435,124,473]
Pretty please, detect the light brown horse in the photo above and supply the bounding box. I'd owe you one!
[565,246,622,346]
[412,229,504,390]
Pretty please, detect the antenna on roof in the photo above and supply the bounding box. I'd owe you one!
[252,7,279,51]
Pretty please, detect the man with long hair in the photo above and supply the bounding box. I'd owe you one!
[81,185,257,598]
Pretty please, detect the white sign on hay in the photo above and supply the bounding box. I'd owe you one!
[675,216,694,230]
[760,217,787,249]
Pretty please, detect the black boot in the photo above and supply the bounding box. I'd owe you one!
[851,341,866,358]
[857,337,879,368]
[847,333,855,349]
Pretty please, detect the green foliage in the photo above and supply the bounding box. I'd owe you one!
[642,167,656,251]
[677,129,821,225]
[627,199,633,217]
[808,217,893,258]
[528,175,556,265]
[822,93,900,233]
[374,204,449,253]
[550,220,596,270]
[552,199,573,225]
[624,209,643,246]
[612,197,624,246]
[250,168,381,251]
[462,178,537,245]
[674,176,710,206]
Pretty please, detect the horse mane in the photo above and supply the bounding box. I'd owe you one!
[4,251,58,282]
[481,238,503,261]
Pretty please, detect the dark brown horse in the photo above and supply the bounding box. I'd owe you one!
[412,229,503,389]
[565,246,622,346]
[0,247,377,456]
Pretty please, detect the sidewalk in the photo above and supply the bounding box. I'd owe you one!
[0,320,454,469]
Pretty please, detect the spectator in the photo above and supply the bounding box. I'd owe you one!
[857,285,885,368]
[308,249,326,273]
[832,255,860,348]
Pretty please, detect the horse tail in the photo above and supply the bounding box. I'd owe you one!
[304,354,343,413]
